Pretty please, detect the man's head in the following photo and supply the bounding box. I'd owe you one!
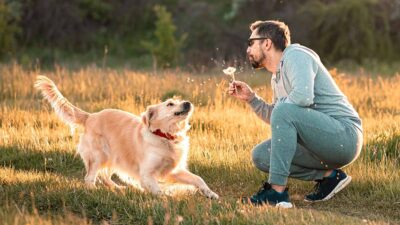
[247,20,291,69]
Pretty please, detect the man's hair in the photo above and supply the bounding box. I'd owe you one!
[250,20,291,51]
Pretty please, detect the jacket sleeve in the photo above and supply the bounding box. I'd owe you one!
[283,50,318,107]
[247,94,274,124]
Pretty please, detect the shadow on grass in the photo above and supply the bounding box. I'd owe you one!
[185,156,400,224]
[0,177,233,224]
[0,145,84,178]
[1,144,399,223]
[296,178,400,223]
[1,174,394,225]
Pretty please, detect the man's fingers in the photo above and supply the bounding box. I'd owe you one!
[232,80,246,87]
[229,83,237,91]
[228,85,240,96]
[231,81,240,87]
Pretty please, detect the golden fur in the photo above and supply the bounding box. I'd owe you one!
[34,76,218,199]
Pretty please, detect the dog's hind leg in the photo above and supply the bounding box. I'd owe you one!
[80,134,105,188]
[99,169,126,189]
[83,159,101,188]
[78,135,97,188]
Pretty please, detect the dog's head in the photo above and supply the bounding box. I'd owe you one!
[142,98,193,134]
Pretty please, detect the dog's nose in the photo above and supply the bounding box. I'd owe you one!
[183,101,191,110]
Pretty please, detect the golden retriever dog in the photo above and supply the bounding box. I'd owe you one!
[34,76,219,199]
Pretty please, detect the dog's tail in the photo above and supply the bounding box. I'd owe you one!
[34,75,89,128]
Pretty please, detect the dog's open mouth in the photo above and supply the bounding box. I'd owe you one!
[174,110,189,116]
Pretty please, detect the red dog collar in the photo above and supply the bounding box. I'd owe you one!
[152,129,176,141]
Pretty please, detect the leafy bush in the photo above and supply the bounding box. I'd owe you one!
[301,0,393,63]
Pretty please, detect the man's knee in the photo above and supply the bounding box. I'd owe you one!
[271,103,296,124]
[251,140,271,172]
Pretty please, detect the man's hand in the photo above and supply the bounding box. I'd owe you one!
[228,80,255,102]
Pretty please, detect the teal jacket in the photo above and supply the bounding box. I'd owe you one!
[248,44,362,131]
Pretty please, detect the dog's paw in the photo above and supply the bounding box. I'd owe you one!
[201,188,219,200]
[150,190,163,196]
[163,188,174,196]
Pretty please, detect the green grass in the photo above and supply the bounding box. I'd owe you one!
[0,64,399,224]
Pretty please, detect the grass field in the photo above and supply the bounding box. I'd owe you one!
[0,64,399,224]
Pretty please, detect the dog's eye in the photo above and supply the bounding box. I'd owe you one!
[167,102,174,107]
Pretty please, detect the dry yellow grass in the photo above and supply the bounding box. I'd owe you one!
[0,64,399,224]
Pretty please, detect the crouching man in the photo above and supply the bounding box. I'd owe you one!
[229,20,363,208]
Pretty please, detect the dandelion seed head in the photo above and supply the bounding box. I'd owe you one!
[223,67,236,80]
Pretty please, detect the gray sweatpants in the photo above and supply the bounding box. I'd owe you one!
[252,103,363,186]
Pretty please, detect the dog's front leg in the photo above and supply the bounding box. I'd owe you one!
[139,172,162,196]
[166,170,219,199]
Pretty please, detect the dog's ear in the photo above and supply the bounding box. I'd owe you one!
[142,106,156,126]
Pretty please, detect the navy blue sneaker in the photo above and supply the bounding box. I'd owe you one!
[304,169,352,202]
[241,181,293,208]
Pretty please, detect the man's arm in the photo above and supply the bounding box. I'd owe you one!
[228,80,274,124]
[281,50,318,106]
[248,94,274,124]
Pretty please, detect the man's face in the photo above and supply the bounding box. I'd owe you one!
[246,30,268,69]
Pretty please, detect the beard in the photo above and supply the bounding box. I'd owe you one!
[250,59,262,69]
[248,51,266,69]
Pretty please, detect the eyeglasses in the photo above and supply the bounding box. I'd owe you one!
[247,37,269,47]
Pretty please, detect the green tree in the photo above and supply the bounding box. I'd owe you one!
[142,5,186,70]
[0,0,20,58]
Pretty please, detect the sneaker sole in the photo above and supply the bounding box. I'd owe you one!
[276,202,293,209]
[304,175,352,203]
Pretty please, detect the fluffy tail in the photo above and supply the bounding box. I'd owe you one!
[34,76,89,128]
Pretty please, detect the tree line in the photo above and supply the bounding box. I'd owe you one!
[0,0,399,69]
